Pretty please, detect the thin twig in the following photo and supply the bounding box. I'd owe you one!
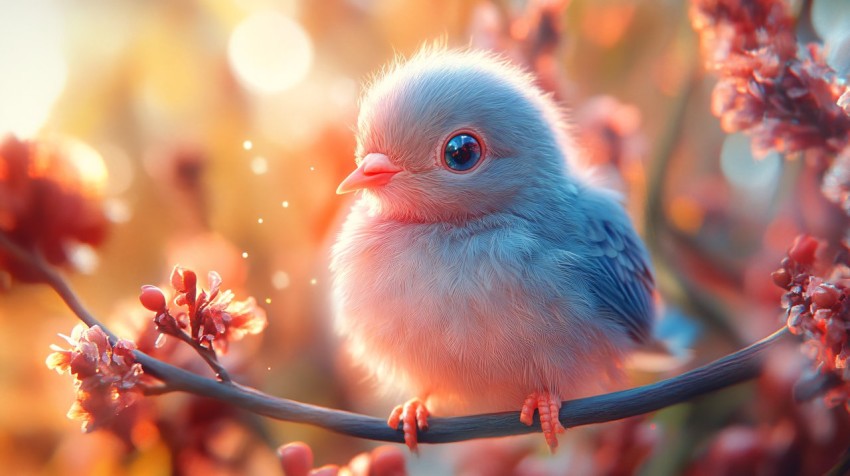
[169,329,232,382]
[0,232,118,341]
[1,231,790,444]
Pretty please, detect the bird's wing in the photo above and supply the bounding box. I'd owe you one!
[581,214,655,342]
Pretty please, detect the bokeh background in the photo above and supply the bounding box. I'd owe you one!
[3,0,850,474]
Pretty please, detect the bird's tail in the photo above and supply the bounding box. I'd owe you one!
[626,305,700,373]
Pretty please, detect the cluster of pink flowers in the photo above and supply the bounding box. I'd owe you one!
[773,235,850,408]
[690,0,850,159]
[694,0,850,413]
[46,265,266,432]
[46,325,143,432]
[139,266,267,354]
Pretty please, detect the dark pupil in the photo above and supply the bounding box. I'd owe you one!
[456,143,473,163]
[445,135,481,171]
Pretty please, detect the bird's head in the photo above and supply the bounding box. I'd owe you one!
[338,47,574,223]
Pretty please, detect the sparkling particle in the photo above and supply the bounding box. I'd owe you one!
[242,252,249,259]
[309,166,315,171]
[271,270,290,289]
[281,200,289,208]
[310,278,317,285]
[257,218,264,224]
[265,298,272,304]
[243,140,253,150]
[251,156,268,175]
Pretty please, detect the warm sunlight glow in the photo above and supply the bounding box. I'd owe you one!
[0,1,68,138]
[250,156,268,175]
[228,11,313,94]
[61,137,109,195]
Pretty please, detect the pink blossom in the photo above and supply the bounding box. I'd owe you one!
[691,0,850,161]
[46,324,143,432]
[142,266,267,353]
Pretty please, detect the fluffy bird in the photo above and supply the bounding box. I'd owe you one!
[330,48,655,451]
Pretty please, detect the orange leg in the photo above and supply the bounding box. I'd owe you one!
[520,391,565,452]
[388,398,430,452]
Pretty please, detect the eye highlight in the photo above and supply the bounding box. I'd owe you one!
[443,133,483,172]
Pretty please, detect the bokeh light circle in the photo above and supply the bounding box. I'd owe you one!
[228,11,313,95]
[720,132,781,192]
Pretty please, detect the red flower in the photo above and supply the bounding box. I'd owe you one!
[142,266,267,354]
[0,135,110,281]
[199,288,266,353]
[46,324,143,432]
[773,235,850,411]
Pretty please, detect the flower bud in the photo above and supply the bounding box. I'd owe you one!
[771,268,791,288]
[789,235,820,266]
[139,285,167,312]
[811,284,841,309]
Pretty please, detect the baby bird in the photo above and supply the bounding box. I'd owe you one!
[330,48,655,452]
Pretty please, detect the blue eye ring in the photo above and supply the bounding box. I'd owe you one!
[441,130,485,173]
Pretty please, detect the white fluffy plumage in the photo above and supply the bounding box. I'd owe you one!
[330,47,655,450]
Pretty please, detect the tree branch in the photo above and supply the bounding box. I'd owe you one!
[168,327,232,382]
[104,325,792,444]
[1,231,790,444]
[0,232,118,340]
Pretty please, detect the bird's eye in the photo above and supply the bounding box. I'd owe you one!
[443,133,482,172]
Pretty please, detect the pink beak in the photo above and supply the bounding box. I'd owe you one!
[336,153,403,194]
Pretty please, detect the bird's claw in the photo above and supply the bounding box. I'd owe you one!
[520,391,565,452]
[388,398,430,453]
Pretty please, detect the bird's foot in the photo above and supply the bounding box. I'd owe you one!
[519,391,565,452]
[388,398,430,453]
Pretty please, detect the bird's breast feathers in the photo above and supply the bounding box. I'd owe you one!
[330,199,633,410]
